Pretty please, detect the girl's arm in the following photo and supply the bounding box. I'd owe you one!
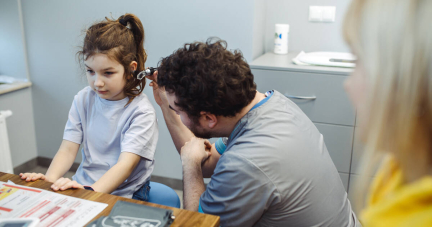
[45,140,80,181]
[50,151,140,193]
[90,152,140,193]
[20,140,80,182]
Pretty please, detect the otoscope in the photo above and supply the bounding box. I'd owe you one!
[136,67,157,80]
[145,67,157,76]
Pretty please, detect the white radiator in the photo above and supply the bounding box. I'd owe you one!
[0,110,13,173]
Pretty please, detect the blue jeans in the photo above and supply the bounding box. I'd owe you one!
[132,180,150,202]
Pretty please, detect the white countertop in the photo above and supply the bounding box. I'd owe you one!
[0,81,32,95]
[250,52,353,76]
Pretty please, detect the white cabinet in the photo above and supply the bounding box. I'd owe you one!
[252,69,355,126]
[314,123,354,173]
[339,172,350,191]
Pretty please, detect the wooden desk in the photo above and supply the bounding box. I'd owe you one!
[0,172,220,227]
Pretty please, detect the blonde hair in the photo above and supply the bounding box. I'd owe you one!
[343,0,432,208]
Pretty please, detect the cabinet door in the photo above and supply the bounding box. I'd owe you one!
[350,127,379,176]
[315,123,354,173]
[339,172,349,191]
[351,127,363,175]
[252,69,355,126]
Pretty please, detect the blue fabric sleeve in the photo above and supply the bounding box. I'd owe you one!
[198,200,204,213]
[215,137,227,155]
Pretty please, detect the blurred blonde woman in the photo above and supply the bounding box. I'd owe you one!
[343,0,432,226]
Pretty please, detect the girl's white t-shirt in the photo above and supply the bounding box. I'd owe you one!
[63,86,159,198]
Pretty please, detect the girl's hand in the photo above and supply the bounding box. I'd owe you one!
[145,70,169,107]
[20,172,50,182]
[51,177,84,191]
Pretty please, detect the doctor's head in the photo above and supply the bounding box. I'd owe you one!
[156,38,256,138]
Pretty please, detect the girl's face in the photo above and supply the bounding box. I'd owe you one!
[85,53,127,101]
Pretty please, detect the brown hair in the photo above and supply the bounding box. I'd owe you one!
[77,13,147,105]
[157,38,256,121]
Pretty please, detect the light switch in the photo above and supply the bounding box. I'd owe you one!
[309,6,323,22]
[309,6,336,23]
[322,6,336,22]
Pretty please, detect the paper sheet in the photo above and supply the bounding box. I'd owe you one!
[292,51,310,66]
[0,181,108,227]
[292,51,356,68]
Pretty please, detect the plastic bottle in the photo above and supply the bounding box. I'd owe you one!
[274,24,290,54]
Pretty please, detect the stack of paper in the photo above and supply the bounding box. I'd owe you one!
[0,181,108,227]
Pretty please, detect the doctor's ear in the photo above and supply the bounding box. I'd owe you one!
[200,111,218,128]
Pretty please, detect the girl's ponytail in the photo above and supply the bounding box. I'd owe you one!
[118,14,147,79]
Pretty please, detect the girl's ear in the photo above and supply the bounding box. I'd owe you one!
[129,61,138,72]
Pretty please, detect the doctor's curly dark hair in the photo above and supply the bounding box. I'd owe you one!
[157,38,257,122]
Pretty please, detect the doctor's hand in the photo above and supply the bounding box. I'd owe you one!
[180,137,212,166]
[51,177,84,191]
[20,172,52,182]
[145,70,169,107]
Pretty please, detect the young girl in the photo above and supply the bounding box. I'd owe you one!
[20,13,158,201]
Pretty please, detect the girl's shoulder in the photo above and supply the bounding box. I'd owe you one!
[70,86,97,110]
[73,86,96,101]
[127,92,156,114]
[76,86,94,97]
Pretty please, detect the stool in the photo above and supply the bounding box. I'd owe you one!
[148,181,181,208]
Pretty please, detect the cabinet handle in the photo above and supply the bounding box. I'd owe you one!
[285,94,317,100]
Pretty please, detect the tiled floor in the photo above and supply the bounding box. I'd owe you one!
[25,166,184,208]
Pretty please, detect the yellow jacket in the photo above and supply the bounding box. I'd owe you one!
[360,155,432,226]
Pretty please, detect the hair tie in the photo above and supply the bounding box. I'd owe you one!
[119,18,127,26]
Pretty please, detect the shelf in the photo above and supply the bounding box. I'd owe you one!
[0,81,32,95]
[250,52,353,76]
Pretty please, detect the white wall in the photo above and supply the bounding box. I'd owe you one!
[21,0,256,180]
[0,0,27,79]
[0,0,38,168]
[263,0,351,53]
[252,0,266,60]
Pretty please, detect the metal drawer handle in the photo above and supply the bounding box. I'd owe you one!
[285,94,317,100]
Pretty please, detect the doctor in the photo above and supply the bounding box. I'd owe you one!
[146,38,358,227]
